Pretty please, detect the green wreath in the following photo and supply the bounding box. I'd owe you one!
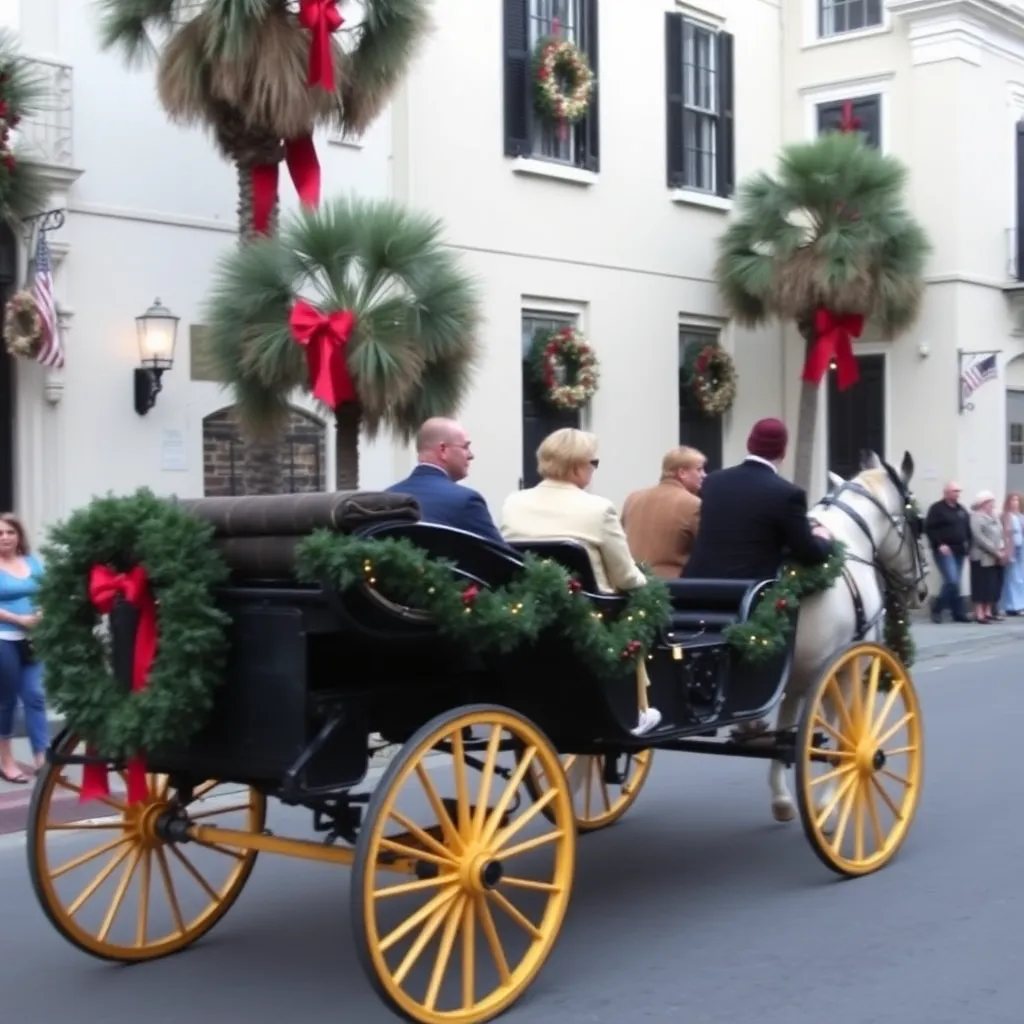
[532,36,595,124]
[32,489,230,759]
[687,344,737,418]
[528,324,600,411]
[296,532,670,678]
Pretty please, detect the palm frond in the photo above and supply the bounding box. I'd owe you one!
[0,30,46,117]
[2,155,50,224]
[202,195,482,439]
[96,0,179,65]
[340,0,431,137]
[714,132,931,334]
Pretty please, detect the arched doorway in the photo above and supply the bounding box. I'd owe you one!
[0,222,18,512]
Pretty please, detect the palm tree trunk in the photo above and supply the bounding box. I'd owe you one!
[335,402,361,491]
[235,157,283,495]
[792,320,819,494]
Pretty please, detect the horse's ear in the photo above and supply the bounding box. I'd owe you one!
[859,449,882,470]
[828,471,845,492]
[900,450,915,485]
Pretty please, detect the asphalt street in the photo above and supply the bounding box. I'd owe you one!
[1,633,1021,1024]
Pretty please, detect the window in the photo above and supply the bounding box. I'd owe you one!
[521,310,582,489]
[666,14,734,198]
[503,0,600,171]
[819,0,883,38]
[202,406,327,496]
[1010,421,1024,465]
[678,327,724,472]
[816,94,882,150]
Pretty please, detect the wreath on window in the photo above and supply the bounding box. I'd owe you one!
[528,325,600,411]
[532,36,595,126]
[686,344,737,418]
[3,289,43,359]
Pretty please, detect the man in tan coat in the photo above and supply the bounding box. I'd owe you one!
[622,446,706,578]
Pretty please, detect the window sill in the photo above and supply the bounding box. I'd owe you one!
[670,189,733,213]
[510,157,597,187]
[803,24,890,49]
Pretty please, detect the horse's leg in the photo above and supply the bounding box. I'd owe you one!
[768,682,804,823]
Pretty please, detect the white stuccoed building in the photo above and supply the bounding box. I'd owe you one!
[4,0,1024,544]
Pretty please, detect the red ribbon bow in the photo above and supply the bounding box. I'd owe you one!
[289,300,358,408]
[802,308,863,391]
[252,136,321,236]
[299,0,344,92]
[80,565,158,806]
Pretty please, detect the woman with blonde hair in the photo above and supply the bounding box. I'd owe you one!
[1000,493,1024,615]
[968,491,1005,623]
[0,513,47,782]
[501,428,659,735]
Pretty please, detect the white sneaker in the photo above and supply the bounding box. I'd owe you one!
[630,706,662,737]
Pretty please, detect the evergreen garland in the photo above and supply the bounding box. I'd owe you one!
[295,531,671,677]
[32,490,230,759]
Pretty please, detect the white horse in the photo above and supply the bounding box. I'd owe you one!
[766,449,928,824]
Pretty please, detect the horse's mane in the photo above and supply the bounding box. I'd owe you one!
[848,467,900,508]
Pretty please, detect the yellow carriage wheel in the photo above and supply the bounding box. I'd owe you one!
[28,732,266,962]
[795,643,923,878]
[353,704,576,1024]
[525,750,654,832]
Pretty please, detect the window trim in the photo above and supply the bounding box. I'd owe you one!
[804,0,891,47]
[800,74,893,153]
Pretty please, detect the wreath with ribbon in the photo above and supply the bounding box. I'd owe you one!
[687,344,738,417]
[2,289,42,359]
[32,489,230,804]
[528,324,600,411]
[532,36,595,126]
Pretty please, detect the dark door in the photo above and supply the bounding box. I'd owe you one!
[0,222,16,512]
[520,313,580,489]
[1007,391,1024,495]
[827,353,886,480]
[679,328,724,471]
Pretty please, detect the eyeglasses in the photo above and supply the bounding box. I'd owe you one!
[589,459,600,469]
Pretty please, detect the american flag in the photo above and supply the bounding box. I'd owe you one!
[960,353,997,402]
[33,231,63,369]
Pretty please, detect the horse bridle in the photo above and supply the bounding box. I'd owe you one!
[816,462,928,600]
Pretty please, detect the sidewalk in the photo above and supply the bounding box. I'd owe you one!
[1,617,1019,832]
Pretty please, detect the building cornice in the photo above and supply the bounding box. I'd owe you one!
[889,0,1024,65]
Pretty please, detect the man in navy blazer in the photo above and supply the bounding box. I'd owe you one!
[387,418,507,547]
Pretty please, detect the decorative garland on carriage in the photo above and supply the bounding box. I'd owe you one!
[31,490,230,802]
[683,343,738,418]
[528,324,600,411]
[295,531,669,677]
[532,34,595,131]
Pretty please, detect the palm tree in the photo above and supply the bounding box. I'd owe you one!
[97,0,431,492]
[202,196,482,488]
[714,130,931,491]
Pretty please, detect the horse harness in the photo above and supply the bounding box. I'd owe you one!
[814,468,926,642]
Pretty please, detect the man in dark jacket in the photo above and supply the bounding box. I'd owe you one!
[924,481,971,623]
[684,418,834,582]
[386,417,507,547]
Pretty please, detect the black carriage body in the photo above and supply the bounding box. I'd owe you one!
[139,493,793,798]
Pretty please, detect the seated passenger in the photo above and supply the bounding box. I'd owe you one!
[387,417,507,548]
[622,445,705,579]
[501,428,660,736]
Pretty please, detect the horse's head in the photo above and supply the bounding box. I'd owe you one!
[830,449,929,608]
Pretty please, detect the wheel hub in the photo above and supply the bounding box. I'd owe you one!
[463,852,505,893]
[855,741,886,775]
[479,859,504,890]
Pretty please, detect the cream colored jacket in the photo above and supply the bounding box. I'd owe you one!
[500,479,647,594]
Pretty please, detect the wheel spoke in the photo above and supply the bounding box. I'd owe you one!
[869,680,905,738]
[169,845,219,902]
[97,846,141,942]
[869,774,904,820]
[461,891,476,1010]
[388,809,458,864]
[416,763,462,853]
[188,802,254,821]
[500,875,560,894]
[848,658,864,732]
[500,829,565,861]
[809,764,855,788]
[875,712,914,749]
[391,890,459,986]
[488,889,543,940]
[880,768,912,789]
[46,821,123,832]
[472,727,503,839]
[155,846,186,937]
[378,838,458,869]
[52,775,126,814]
[884,745,918,757]
[489,788,557,853]
[51,833,129,880]
[864,656,882,723]
[853,786,866,861]
[812,715,852,750]
[479,745,536,847]
[197,842,247,862]
[379,886,459,955]
[424,894,466,1011]
[825,676,857,740]
[66,843,133,916]
[374,875,454,900]
[598,763,612,813]
[450,729,472,839]
[829,776,858,853]
[583,758,594,819]
[865,780,885,851]
[815,771,857,831]
[136,850,152,947]
[189,780,220,802]
[475,894,511,984]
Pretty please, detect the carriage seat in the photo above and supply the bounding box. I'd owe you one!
[178,491,421,580]
[506,539,604,595]
[665,577,771,634]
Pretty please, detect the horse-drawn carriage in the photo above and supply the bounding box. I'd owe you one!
[27,460,924,1024]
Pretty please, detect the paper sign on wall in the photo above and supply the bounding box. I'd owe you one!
[160,428,188,472]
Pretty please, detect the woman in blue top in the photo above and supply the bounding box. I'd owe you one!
[0,513,46,783]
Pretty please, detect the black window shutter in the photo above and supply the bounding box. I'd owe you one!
[1016,121,1024,281]
[665,12,685,187]
[715,30,734,197]
[582,0,599,171]
[503,0,531,157]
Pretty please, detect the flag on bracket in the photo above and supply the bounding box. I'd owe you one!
[33,230,63,369]
[960,353,997,404]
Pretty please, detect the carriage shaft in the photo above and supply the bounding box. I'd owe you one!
[656,738,813,763]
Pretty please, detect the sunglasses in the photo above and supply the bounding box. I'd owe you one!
[589,459,600,469]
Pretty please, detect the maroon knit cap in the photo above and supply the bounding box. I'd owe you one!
[747,418,788,461]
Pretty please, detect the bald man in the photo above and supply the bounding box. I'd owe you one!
[924,480,971,622]
[386,418,507,547]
